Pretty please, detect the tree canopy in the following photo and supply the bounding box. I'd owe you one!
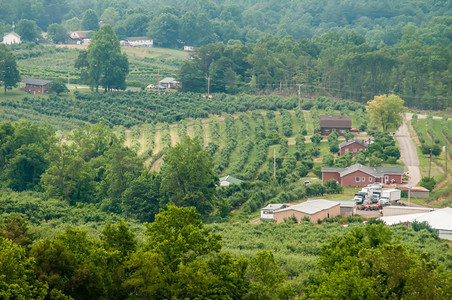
[160,136,219,218]
[366,94,406,132]
[0,44,20,94]
[75,25,129,92]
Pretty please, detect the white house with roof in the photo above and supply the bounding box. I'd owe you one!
[381,207,452,240]
[2,32,21,45]
[159,77,181,89]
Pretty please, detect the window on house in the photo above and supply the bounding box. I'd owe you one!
[369,177,373,182]
[345,148,349,153]
[385,176,389,182]
[362,177,365,182]
[355,177,360,182]
[353,148,357,152]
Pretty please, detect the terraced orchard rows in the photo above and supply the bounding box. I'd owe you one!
[0,91,367,180]
[123,109,367,182]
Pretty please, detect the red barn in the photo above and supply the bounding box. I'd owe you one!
[318,115,351,136]
[339,138,368,156]
[321,164,403,187]
[21,78,52,94]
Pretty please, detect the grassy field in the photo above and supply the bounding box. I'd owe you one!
[14,44,188,87]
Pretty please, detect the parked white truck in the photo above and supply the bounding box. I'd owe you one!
[379,188,401,204]
[354,185,382,204]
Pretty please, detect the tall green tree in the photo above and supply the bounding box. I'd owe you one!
[46,23,67,44]
[81,9,99,31]
[0,44,20,94]
[160,136,219,217]
[16,19,41,42]
[75,25,129,92]
[366,94,406,132]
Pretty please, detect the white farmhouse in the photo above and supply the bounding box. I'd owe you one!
[2,32,21,45]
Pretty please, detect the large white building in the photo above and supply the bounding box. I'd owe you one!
[2,32,21,45]
[381,207,452,240]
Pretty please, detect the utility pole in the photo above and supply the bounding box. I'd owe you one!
[157,69,160,95]
[67,71,70,85]
[428,147,433,178]
[297,84,302,110]
[273,148,276,179]
[446,143,448,174]
[207,77,211,97]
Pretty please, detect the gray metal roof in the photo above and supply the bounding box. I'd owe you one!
[381,207,452,231]
[22,78,52,86]
[275,199,339,215]
[339,138,368,149]
[319,115,351,128]
[219,175,243,184]
[321,164,403,178]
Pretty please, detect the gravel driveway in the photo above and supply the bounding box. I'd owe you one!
[395,114,421,187]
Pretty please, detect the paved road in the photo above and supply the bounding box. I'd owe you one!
[395,114,421,187]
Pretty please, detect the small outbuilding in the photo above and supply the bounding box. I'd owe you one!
[160,77,181,89]
[21,78,52,94]
[399,186,430,198]
[272,199,340,223]
[127,37,153,47]
[219,175,243,187]
[260,203,290,220]
[339,138,369,156]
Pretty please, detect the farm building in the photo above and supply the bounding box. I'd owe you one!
[219,175,243,187]
[339,138,369,156]
[318,115,351,136]
[160,77,181,89]
[184,46,195,51]
[21,78,52,94]
[321,163,403,187]
[382,206,434,217]
[272,199,340,223]
[324,199,357,216]
[381,207,452,240]
[260,203,290,220]
[399,186,430,198]
[126,37,153,47]
[67,31,92,44]
[2,32,21,45]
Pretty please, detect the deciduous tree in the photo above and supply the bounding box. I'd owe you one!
[160,136,219,217]
[366,94,406,132]
[0,44,20,94]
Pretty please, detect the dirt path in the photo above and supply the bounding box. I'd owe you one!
[396,114,421,187]
[150,155,164,172]
[202,120,210,147]
[124,129,132,148]
[169,125,179,146]
[153,130,161,153]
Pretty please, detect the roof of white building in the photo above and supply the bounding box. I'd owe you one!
[381,207,452,231]
[275,199,339,215]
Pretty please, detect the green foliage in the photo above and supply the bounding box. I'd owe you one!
[304,224,452,299]
[419,176,436,191]
[75,25,128,92]
[47,79,69,95]
[0,44,20,94]
[161,137,218,217]
[16,19,41,42]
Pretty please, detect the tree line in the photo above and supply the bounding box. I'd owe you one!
[1,0,452,48]
[179,30,451,110]
[2,205,451,299]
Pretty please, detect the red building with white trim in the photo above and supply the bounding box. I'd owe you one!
[21,78,52,94]
[321,164,403,187]
[339,138,369,156]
